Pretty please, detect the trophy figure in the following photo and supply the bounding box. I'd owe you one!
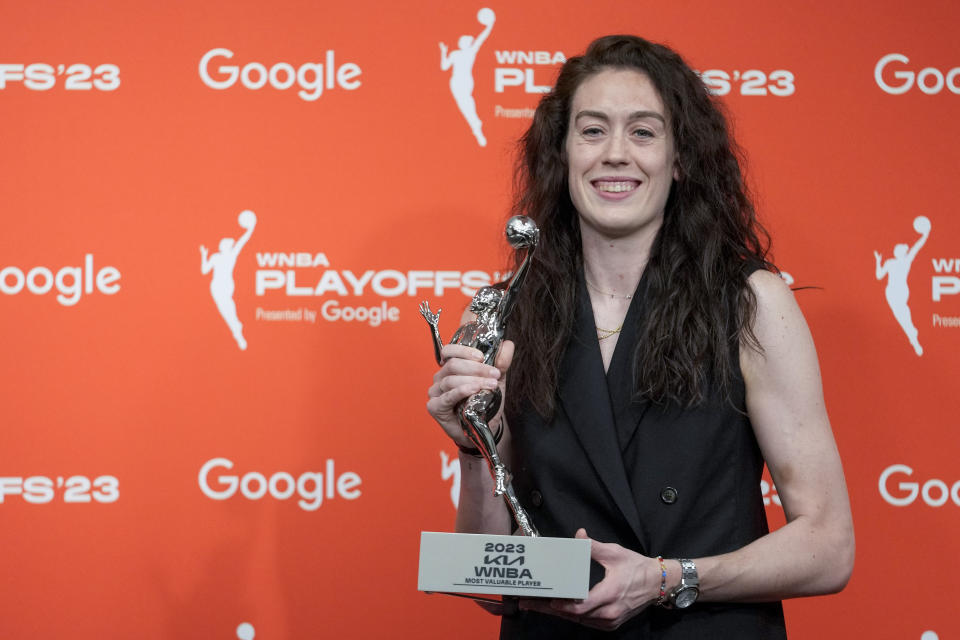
[420,215,539,537]
[417,216,588,600]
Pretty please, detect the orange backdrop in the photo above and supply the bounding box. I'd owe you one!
[2,1,958,638]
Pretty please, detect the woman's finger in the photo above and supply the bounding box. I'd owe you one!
[433,358,500,384]
[439,343,484,363]
[434,375,499,396]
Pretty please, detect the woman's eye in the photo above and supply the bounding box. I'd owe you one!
[632,128,654,138]
[582,126,604,136]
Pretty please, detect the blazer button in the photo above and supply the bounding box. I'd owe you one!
[660,486,678,504]
[530,490,543,507]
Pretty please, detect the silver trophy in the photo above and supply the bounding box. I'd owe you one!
[420,215,540,537]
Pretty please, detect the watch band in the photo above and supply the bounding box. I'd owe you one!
[679,559,698,583]
[665,558,700,609]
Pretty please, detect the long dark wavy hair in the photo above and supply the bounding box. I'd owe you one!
[506,35,773,418]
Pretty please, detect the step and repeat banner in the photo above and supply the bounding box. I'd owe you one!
[1,1,958,638]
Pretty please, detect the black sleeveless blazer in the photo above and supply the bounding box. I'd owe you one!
[502,271,786,639]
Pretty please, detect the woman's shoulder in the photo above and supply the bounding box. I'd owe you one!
[745,268,795,313]
[741,269,813,376]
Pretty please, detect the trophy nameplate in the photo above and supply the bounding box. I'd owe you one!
[418,532,590,599]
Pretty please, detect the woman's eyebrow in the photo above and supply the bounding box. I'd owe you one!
[574,109,666,124]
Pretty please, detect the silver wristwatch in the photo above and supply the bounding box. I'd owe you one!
[667,559,699,609]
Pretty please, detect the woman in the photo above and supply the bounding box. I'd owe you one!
[426,36,854,637]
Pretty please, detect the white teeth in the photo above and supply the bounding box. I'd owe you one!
[595,181,637,193]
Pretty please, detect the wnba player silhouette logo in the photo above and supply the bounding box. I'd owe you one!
[440,8,495,147]
[874,215,930,356]
[201,210,256,350]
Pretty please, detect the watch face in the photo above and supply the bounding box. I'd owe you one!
[675,587,699,609]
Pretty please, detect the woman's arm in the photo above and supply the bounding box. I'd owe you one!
[695,269,855,600]
[455,429,514,536]
[525,270,854,629]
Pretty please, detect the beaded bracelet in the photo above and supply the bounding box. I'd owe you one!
[457,420,505,457]
[655,556,668,607]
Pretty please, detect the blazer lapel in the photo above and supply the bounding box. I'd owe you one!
[606,272,651,453]
[557,275,648,549]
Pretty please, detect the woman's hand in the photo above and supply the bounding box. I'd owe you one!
[519,529,660,630]
[426,340,514,447]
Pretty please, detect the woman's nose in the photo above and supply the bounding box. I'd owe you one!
[602,134,629,165]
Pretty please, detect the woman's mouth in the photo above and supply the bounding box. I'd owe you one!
[592,179,641,196]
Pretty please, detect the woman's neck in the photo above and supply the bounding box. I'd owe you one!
[580,225,657,298]
[581,224,659,372]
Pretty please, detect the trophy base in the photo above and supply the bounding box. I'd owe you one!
[417,531,590,599]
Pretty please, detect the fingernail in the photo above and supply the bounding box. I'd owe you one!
[484,378,498,389]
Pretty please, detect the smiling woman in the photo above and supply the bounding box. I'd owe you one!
[425,35,854,639]
[565,69,677,250]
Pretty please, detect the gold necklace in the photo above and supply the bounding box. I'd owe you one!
[596,323,623,341]
[585,278,633,300]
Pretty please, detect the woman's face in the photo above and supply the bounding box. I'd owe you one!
[564,68,678,242]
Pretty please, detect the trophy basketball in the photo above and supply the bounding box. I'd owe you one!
[416,216,589,601]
